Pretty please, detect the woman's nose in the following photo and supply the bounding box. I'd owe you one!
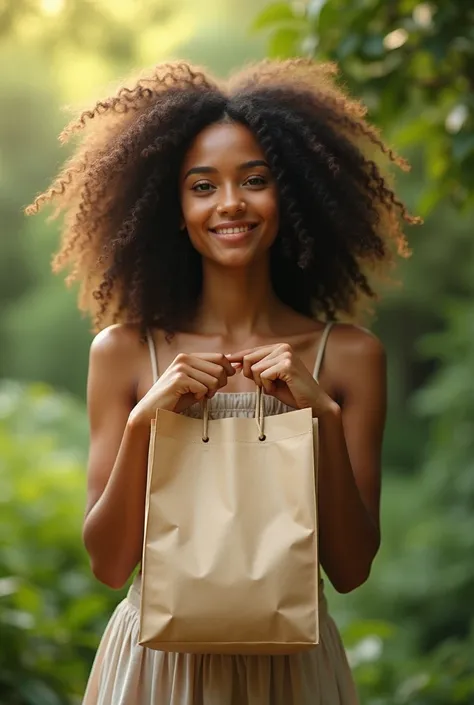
[216,188,246,216]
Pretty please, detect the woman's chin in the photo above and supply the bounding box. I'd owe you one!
[205,248,265,270]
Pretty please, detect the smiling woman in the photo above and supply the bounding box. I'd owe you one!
[27,60,418,334]
[26,58,420,705]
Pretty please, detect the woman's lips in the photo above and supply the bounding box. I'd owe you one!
[209,223,258,242]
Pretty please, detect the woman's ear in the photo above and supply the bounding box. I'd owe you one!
[180,216,186,231]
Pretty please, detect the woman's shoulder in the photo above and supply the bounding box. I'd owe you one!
[328,322,385,359]
[89,323,145,365]
[88,324,154,398]
[326,323,386,396]
[276,308,384,360]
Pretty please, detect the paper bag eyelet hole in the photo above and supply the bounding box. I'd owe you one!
[259,434,266,442]
[202,436,209,443]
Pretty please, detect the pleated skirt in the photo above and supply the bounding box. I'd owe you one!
[82,578,358,704]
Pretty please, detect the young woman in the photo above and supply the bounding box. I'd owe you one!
[28,58,419,704]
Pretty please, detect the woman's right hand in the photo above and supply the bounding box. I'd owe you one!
[129,352,236,427]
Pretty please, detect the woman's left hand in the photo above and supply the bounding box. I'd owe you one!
[226,343,338,418]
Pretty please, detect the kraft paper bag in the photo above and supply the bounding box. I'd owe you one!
[139,387,319,655]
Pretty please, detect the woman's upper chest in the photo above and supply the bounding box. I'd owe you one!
[148,328,326,393]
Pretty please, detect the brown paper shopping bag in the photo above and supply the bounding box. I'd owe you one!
[139,387,319,654]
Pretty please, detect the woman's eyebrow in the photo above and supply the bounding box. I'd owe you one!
[183,160,270,180]
[238,159,270,170]
[184,166,217,179]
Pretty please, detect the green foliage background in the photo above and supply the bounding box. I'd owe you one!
[1,1,473,703]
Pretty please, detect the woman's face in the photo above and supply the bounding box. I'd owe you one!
[179,121,279,269]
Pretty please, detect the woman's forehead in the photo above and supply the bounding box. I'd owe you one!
[181,121,266,172]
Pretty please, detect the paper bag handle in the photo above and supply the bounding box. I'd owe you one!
[202,386,265,443]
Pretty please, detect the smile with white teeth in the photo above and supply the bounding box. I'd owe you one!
[212,225,256,234]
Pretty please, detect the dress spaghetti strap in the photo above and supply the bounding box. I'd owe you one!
[146,329,159,383]
[313,322,334,381]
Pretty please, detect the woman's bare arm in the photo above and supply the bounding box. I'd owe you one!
[82,326,150,589]
[317,325,386,593]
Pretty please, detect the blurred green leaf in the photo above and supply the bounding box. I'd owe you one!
[17,679,65,705]
[336,33,360,60]
[0,382,126,703]
[361,35,385,59]
[268,26,301,58]
[452,133,474,162]
[344,619,397,644]
[251,1,296,31]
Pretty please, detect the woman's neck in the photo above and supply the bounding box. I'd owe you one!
[193,258,282,339]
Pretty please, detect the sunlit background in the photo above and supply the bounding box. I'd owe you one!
[1,1,474,703]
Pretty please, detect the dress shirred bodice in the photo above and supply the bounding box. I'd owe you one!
[183,390,293,420]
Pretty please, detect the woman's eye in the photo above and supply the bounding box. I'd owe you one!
[192,182,213,193]
[245,176,266,187]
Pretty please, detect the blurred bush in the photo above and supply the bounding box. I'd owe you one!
[344,617,474,704]
[0,382,125,705]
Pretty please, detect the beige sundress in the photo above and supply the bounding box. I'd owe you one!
[82,323,359,704]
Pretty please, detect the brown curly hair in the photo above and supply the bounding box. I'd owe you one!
[26,59,420,333]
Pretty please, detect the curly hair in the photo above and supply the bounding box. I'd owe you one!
[26,59,420,333]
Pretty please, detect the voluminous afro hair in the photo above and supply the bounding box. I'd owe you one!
[27,59,420,333]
